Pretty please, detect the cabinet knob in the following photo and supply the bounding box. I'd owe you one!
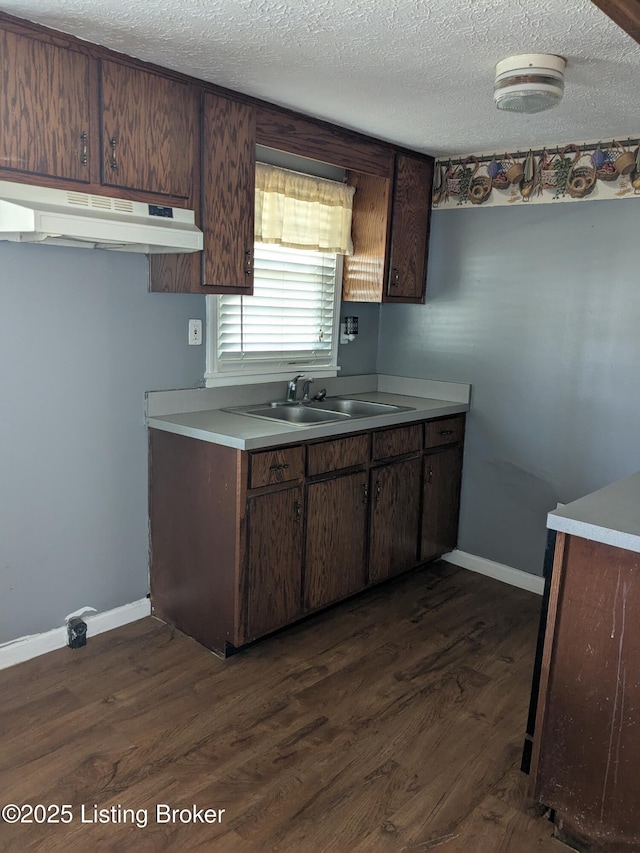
[244,249,253,276]
[110,137,118,171]
[80,131,88,166]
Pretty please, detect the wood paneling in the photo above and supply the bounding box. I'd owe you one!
[245,486,303,640]
[149,429,241,654]
[101,61,196,197]
[369,456,421,584]
[342,171,392,302]
[249,445,305,489]
[256,105,394,177]
[386,153,433,302]
[304,472,368,610]
[421,446,463,561]
[425,415,466,448]
[306,433,370,477]
[0,565,559,852]
[202,92,256,291]
[0,29,94,182]
[531,535,640,846]
[372,424,423,460]
[591,0,640,43]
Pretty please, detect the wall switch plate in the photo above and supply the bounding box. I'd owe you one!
[188,319,202,345]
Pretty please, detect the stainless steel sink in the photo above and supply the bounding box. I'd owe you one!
[224,396,414,427]
[225,403,350,426]
[309,398,414,417]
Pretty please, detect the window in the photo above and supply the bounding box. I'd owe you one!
[209,243,341,378]
[205,161,354,387]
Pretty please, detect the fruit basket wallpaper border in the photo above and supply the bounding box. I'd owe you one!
[432,137,640,210]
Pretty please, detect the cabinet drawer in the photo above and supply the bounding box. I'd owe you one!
[372,424,422,461]
[249,446,304,489]
[425,416,465,449]
[307,434,370,477]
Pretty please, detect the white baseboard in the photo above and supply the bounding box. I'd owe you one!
[0,598,151,671]
[442,549,545,595]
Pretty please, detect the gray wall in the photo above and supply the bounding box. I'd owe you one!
[0,243,205,643]
[378,200,640,576]
[339,301,380,375]
[0,242,378,645]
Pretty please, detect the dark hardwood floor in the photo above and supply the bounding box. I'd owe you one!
[0,562,566,852]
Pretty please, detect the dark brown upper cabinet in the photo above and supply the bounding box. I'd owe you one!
[385,153,433,303]
[100,61,197,199]
[0,28,94,183]
[201,92,256,292]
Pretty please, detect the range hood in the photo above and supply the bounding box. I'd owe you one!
[0,180,203,254]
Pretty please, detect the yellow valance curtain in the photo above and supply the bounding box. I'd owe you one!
[255,162,355,255]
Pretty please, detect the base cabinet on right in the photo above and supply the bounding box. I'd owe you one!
[528,531,640,850]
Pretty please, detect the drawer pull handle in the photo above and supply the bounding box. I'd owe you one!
[269,463,290,471]
[294,499,302,523]
[439,430,455,436]
[110,137,118,171]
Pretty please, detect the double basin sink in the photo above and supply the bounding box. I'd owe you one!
[225,397,414,427]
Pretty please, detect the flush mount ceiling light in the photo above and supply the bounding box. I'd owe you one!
[494,54,566,114]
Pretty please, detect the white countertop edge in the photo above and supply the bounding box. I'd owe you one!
[546,515,640,554]
[547,472,640,554]
[147,396,469,451]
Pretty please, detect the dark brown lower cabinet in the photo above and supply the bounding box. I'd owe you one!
[149,413,465,656]
[529,532,640,849]
[245,486,303,641]
[421,446,463,561]
[369,456,422,584]
[304,472,368,611]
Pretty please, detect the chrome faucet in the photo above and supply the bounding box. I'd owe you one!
[286,373,305,402]
[302,377,314,402]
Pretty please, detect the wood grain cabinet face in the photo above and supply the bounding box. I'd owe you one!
[245,485,303,641]
[305,472,368,610]
[249,446,304,489]
[0,29,93,182]
[386,153,433,303]
[202,92,256,291]
[369,456,422,585]
[421,446,463,561]
[100,61,196,198]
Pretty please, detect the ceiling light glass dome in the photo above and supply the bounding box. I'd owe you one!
[494,54,566,114]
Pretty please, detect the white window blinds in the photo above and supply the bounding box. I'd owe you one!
[216,243,338,372]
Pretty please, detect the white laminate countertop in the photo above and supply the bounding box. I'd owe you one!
[145,375,471,451]
[547,472,640,555]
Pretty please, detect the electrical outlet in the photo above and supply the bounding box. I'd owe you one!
[188,319,202,345]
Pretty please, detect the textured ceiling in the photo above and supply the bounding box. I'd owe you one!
[2,0,639,156]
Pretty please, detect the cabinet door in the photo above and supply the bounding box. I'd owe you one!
[385,153,433,302]
[0,29,93,182]
[101,61,196,198]
[305,472,368,611]
[421,447,463,561]
[245,486,303,641]
[369,457,421,584]
[202,92,255,291]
